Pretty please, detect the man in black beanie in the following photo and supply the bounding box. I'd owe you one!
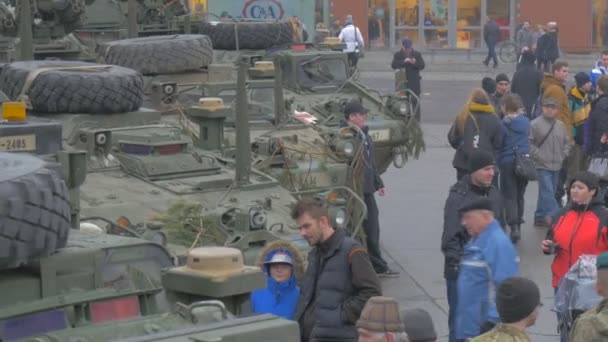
[481,77,496,99]
[471,277,541,341]
[441,149,504,342]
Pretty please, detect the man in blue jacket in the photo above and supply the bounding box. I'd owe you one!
[455,197,520,341]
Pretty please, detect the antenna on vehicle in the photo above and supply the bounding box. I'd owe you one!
[17,0,34,60]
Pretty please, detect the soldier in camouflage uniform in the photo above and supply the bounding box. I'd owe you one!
[471,277,542,342]
[569,252,608,342]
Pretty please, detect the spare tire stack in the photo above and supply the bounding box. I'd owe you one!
[0,153,71,269]
[199,21,294,50]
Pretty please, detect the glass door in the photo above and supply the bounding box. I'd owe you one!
[422,0,449,48]
[455,0,482,49]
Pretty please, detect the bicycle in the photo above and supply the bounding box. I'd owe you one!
[498,40,518,64]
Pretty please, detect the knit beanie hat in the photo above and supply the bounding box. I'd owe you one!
[481,77,496,94]
[356,296,405,333]
[401,309,437,342]
[495,73,510,83]
[468,149,495,174]
[496,277,541,323]
[570,171,600,191]
[574,72,592,88]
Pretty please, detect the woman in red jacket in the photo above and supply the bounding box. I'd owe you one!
[542,171,608,287]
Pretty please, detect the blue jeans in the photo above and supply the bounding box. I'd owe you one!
[446,278,458,342]
[535,169,560,221]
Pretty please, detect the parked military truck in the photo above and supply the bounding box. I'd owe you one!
[0,59,356,265]
[0,152,299,342]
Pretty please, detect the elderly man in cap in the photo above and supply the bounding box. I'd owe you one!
[472,277,542,342]
[391,38,425,121]
[442,149,504,342]
[455,197,519,341]
[401,308,437,342]
[345,99,399,278]
[569,252,608,341]
[357,296,409,342]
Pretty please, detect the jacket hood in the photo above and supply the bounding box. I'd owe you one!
[256,240,305,280]
[595,61,608,73]
[569,86,587,100]
[503,114,528,134]
[541,74,564,90]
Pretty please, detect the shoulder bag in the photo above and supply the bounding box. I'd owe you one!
[506,124,537,181]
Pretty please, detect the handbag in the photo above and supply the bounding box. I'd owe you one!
[514,147,537,181]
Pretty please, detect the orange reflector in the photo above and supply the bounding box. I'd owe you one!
[2,102,26,122]
[291,44,306,51]
[327,192,338,201]
[90,296,140,323]
[116,216,131,228]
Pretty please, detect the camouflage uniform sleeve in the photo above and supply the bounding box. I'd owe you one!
[569,314,600,342]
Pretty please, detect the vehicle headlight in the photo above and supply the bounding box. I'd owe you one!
[399,102,409,115]
[342,141,354,157]
[95,132,108,145]
[249,208,268,230]
[329,206,348,228]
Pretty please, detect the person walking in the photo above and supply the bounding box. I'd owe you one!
[441,149,504,342]
[251,240,304,319]
[529,97,572,227]
[567,72,592,170]
[585,76,608,156]
[497,94,530,243]
[293,197,382,342]
[448,88,503,181]
[356,296,408,342]
[401,309,437,342]
[455,197,520,341]
[391,38,425,122]
[511,50,543,118]
[339,15,365,70]
[569,252,608,342]
[515,21,534,66]
[536,22,559,72]
[483,17,500,68]
[345,100,399,278]
[471,277,542,342]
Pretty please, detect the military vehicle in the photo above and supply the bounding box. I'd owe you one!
[0,151,299,342]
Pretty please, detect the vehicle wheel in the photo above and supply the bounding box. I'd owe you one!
[499,42,518,64]
[98,35,213,75]
[0,60,143,113]
[0,153,71,270]
[200,22,294,50]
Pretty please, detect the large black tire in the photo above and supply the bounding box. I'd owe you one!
[98,35,213,75]
[200,21,294,50]
[0,60,143,113]
[0,153,71,270]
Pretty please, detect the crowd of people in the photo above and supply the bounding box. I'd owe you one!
[440,45,608,341]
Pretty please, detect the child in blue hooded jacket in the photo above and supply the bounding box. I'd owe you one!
[251,240,303,320]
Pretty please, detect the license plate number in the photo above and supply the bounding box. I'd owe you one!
[370,129,390,142]
[0,134,36,152]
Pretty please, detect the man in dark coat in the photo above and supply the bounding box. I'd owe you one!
[511,50,543,118]
[536,22,560,72]
[585,75,608,156]
[391,38,425,121]
[483,17,500,68]
[293,197,382,342]
[441,149,504,342]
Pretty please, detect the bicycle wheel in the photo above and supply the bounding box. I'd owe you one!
[499,42,518,64]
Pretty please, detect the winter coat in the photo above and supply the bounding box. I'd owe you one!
[441,176,504,279]
[536,31,559,61]
[590,61,608,89]
[546,198,608,288]
[498,114,530,164]
[541,74,573,138]
[529,116,572,171]
[448,103,503,171]
[472,324,531,342]
[251,241,305,319]
[568,86,591,145]
[483,20,500,46]
[569,298,608,342]
[351,126,384,194]
[515,28,534,52]
[391,49,425,95]
[456,220,520,339]
[585,94,608,154]
[511,63,543,116]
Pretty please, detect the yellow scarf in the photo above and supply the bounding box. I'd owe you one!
[468,102,495,113]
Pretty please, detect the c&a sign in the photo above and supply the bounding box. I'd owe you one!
[241,0,285,19]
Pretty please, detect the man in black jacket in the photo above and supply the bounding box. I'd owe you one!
[293,197,382,342]
[441,149,504,342]
[391,38,425,121]
[345,100,399,278]
[483,17,500,68]
[511,50,543,118]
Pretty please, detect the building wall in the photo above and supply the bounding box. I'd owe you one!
[520,0,592,52]
[330,0,369,43]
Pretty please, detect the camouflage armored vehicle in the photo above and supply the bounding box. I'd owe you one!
[0,151,299,342]
[0,59,355,265]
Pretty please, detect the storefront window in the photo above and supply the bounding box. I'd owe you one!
[423,0,448,26]
[488,0,511,42]
[592,0,608,47]
[424,28,447,48]
[395,0,419,26]
[396,29,421,47]
[457,0,481,26]
[369,0,390,48]
[456,29,481,48]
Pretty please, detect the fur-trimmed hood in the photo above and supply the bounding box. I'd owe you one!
[256,240,305,280]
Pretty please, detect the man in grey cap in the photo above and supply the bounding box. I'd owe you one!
[529,97,572,226]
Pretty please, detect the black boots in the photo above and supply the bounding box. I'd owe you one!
[510,225,521,244]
